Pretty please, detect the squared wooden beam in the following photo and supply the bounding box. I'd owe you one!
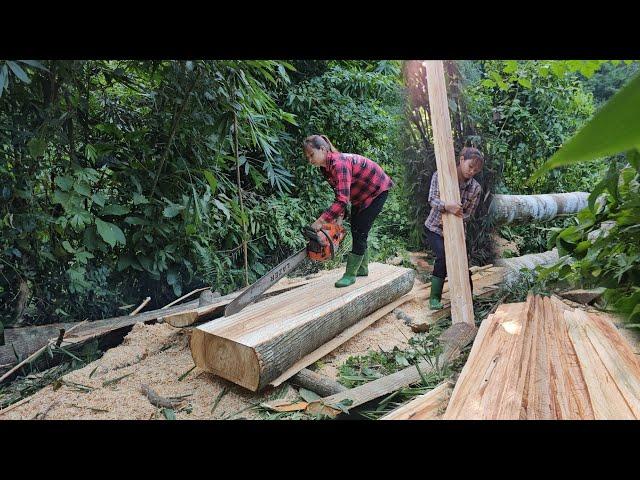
[424,60,474,326]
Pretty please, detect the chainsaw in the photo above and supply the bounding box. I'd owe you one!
[223,222,347,316]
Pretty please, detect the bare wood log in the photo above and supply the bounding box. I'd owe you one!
[305,321,477,417]
[425,60,474,326]
[269,282,431,388]
[488,192,589,225]
[0,278,311,369]
[191,264,415,391]
[380,380,454,420]
[291,368,347,397]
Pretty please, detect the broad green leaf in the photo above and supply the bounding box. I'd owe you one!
[27,138,46,157]
[62,241,76,253]
[163,204,185,218]
[70,211,92,230]
[101,204,130,216]
[517,77,532,89]
[213,199,230,219]
[531,72,640,182]
[75,251,94,264]
[124,216,149,225]
[73,182,91,197]
[95,218,126,248]
[92,192,106,207]
[55,176,74,191]
[6,61,31,84]
[133,193,149,205]
[162,408,176,420]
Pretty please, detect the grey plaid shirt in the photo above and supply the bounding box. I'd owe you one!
[424,170,482,237]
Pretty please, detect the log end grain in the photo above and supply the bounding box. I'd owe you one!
[190,328,261,391]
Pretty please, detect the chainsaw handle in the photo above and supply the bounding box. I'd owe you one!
[316,227,336,259]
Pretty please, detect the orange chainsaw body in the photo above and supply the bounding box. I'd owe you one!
[305,223,346,262]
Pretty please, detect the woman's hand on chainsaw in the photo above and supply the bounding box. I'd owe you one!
[310,218,324,232]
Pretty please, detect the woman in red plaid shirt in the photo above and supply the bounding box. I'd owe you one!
[304,135,393,288]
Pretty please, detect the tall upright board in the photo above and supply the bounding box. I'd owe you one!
[424,60,474,326]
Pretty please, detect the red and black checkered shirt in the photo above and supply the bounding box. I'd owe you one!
[319,151,393,222]
[424,170,482,237]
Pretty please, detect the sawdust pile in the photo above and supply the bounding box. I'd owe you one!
[0,269,426,420]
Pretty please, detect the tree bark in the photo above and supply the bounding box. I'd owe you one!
[488,192,589,225]
[190,264,415,391]
[291,368,347,397]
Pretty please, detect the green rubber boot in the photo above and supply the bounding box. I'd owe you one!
[335,252,364,288]
[356,248,369,277]
[429,276,445,310]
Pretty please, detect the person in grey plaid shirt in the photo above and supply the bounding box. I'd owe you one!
[423,147,484,310]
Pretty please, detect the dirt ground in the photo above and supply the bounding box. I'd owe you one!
[0,263,430,420]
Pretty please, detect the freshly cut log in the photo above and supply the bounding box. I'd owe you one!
[495,249,559,287]
[268,281,431,388]
[191,263,415,391]
[380,380,454,420]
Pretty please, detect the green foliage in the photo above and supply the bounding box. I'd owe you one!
[536,153,640,325]
[531,69,640,181]
[467,60,600,197]
[0,60,409,325]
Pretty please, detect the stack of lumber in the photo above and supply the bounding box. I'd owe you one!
[442,294,640,419]
[190,263,415,391]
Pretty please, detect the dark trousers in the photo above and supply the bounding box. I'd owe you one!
[350,190,388,255]
[423,225,474,292]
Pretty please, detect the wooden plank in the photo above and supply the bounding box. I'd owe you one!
[380,380,454,420]
[191,263,415,391]
[306,321,477,418]
[565,309,636,419]
[548,296,594,419]
[443,302,525,419]
[269,282,431,388]
[424,60,474,326]
[581,313,640,418]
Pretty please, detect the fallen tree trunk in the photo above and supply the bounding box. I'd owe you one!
[191,263,415,391]
[488,192,589,225]
[495,249,559,286]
